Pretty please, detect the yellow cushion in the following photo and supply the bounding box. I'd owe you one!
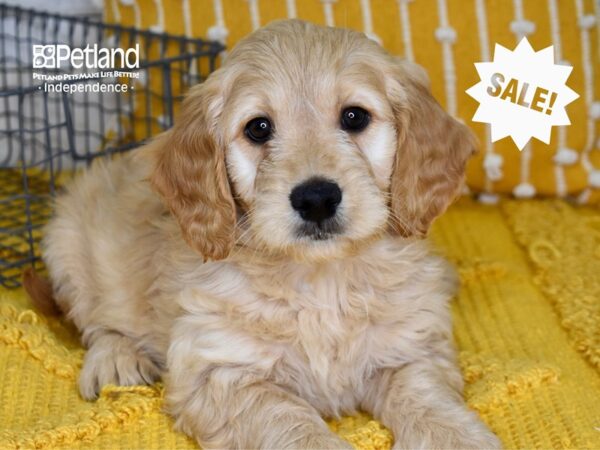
[105,0,600,204]
[2,197,600,448]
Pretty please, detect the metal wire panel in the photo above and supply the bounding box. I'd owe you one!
[0,3,223,288]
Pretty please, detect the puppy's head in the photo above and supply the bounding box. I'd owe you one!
[151,20,476,262]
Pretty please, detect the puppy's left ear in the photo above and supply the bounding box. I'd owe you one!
[387,59,477,237]
[150,77,236,260]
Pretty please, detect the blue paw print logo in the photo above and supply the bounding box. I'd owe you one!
[32,45,56,68]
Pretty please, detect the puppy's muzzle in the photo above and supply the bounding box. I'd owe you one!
[290,178,343,239]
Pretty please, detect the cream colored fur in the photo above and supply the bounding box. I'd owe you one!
[41,20,501,450]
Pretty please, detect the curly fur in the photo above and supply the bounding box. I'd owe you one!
[31,20,500,450]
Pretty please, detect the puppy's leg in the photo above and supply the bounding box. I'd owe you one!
[79,330,162,399]
[167,367,352,449]
[363,360,501,450]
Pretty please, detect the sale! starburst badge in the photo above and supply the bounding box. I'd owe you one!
[466,38,579,150]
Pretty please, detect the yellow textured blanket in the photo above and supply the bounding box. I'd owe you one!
[1,199,599,449]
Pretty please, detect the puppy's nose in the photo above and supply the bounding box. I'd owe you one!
[290,178,342,223]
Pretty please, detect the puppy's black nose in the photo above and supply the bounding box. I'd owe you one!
[290,178,342,223]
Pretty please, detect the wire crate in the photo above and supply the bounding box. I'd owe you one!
[0,4,223,288]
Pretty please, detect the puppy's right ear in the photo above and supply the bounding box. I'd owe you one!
[150,78,235,260]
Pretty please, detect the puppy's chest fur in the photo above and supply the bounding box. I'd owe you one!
[177,239,456,417]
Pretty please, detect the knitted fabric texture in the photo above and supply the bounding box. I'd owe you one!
[1,198,600,449]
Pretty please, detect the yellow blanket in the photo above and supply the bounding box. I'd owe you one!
[1,199,599,449]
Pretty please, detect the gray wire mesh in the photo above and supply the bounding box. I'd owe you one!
[0,4,223,288]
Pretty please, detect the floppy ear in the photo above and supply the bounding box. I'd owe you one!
[388,60,477,237]
[150,79,235,260]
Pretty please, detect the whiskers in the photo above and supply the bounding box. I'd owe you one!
[230,211,282,265]
[379,191,414,235]
[228,193,414,267]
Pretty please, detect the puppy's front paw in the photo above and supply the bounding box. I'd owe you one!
[79,332,161,400]
[392,413,501,450]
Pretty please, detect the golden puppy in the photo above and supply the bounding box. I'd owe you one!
[32,20,501,449]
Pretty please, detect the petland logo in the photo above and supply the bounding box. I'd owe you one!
[32,44,139,69]
[32,44,140,94]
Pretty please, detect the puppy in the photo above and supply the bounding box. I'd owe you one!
[31,20,501,449]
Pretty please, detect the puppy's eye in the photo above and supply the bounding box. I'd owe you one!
[245,117,273,143]
[341,107,370,132]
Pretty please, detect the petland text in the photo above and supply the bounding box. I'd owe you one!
[32,44,139,69]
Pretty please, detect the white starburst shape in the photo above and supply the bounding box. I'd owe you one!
[466,37,579,150]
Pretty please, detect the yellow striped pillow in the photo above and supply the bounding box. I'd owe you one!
[105,0,600,204]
